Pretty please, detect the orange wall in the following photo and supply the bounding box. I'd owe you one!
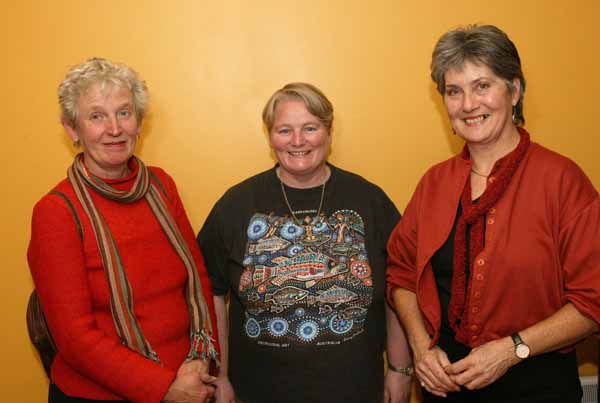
[2,1,599,401]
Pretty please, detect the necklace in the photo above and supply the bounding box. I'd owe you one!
[470,167,490,178]
[277,170,326,225]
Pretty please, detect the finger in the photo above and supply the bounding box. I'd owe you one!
[431,351,461,392]
[200,373,218,383]
[421,382,447,398]
[444,356,471,375]
[424,362,458,392]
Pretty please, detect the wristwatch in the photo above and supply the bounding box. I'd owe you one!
[510,332,530,359]
[387,363,414,376]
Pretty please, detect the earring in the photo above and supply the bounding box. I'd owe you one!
[512,105,517,123]
[73,139,80,148]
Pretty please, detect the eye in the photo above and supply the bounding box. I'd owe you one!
[304,125,318,133]
[477,82,490,91]
[445,87,459,97]
[277,128,291,135]
[118,109,132,118]
[90,112,104,122]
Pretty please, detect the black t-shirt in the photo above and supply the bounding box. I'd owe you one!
[198,165,400,403]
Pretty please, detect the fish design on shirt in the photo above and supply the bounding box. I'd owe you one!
[307,285,358,307]
[252,252,348,288]
[264,286,309,306]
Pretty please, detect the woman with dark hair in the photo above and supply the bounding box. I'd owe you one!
[198,82,412,403]
[387,25,600,402]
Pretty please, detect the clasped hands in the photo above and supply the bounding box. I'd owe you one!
[163,359,217,403]
[415,337,518,398]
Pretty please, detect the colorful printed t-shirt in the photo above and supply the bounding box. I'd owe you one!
[198,165,399,403]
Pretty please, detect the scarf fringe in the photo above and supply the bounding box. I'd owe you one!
[187,330,221,367]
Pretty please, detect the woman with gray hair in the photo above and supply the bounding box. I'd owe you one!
[28,58,219,403]
[198,82,412,403]
[387,25,600,402]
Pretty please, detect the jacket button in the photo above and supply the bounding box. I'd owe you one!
[471,307,479,313]
[477,258,485,266]
[487,218,495,225]
[489,207,496,214]
[476,274,484,281]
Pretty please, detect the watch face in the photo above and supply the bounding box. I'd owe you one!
[516,343,530,359]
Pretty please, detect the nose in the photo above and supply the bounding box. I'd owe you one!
[290,130,305,147]
[105,115,122,135]
[462,90,479,113]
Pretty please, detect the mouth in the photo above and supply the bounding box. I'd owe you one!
[104,140,127,146]
[288,151,311,156]
[464,114,490,125]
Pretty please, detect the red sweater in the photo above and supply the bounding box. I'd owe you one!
[387,142,600,348]
[28,164,218,402]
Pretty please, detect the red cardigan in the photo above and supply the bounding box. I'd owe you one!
[387,142,600,348]
[28,165,218,402]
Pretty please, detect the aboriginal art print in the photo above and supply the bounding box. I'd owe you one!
[240,209,373,347]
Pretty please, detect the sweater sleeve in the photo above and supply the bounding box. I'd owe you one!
[386,184,421,308]
[28,193,176,403]
[556,166,600,326]
[159,171,221,357]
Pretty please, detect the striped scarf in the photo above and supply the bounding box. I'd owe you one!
[68,153,218,364]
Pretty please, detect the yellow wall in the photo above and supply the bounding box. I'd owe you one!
[2,1,598,401]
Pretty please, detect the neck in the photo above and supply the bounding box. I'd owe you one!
[468,126,521,175]
[277,164,330,189]
[82,157,131,180]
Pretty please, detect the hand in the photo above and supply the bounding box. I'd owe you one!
[444,337,518,390]
[414,345,460,397]
[383,370,411,403]
[164,360,217,403]
[212,376,237,403]
[177,359,216,384]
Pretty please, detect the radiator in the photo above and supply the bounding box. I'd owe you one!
[581,376,598,403]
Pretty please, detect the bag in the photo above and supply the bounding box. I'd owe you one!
[26,190,83,377]
[26,291,56,377]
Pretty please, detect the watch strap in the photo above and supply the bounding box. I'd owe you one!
[511,332,524,346]
[388,363,414,376]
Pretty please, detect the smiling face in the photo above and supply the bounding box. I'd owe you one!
[64,83,139,179]
[444,61,520,147]
[269,100,331,188]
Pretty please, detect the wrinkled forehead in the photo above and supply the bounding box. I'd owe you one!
[79,80,132,104]
[444,59,497,84]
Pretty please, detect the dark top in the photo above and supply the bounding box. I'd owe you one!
[198,164,400,403]
[428,203,581,402]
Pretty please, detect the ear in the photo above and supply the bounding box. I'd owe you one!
[511,78,521,106]
[62,120,79,143]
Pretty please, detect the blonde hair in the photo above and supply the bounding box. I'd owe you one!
[58,58,148,127]
[262,82,333,132]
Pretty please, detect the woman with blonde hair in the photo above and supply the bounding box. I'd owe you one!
[198,82,412,403]
[28,58,219,403]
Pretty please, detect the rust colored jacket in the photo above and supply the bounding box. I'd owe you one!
[387,141,600,348]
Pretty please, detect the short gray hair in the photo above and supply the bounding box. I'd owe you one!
[431,25,526,125]
[262,82,334,132]
[58,58,148,127]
